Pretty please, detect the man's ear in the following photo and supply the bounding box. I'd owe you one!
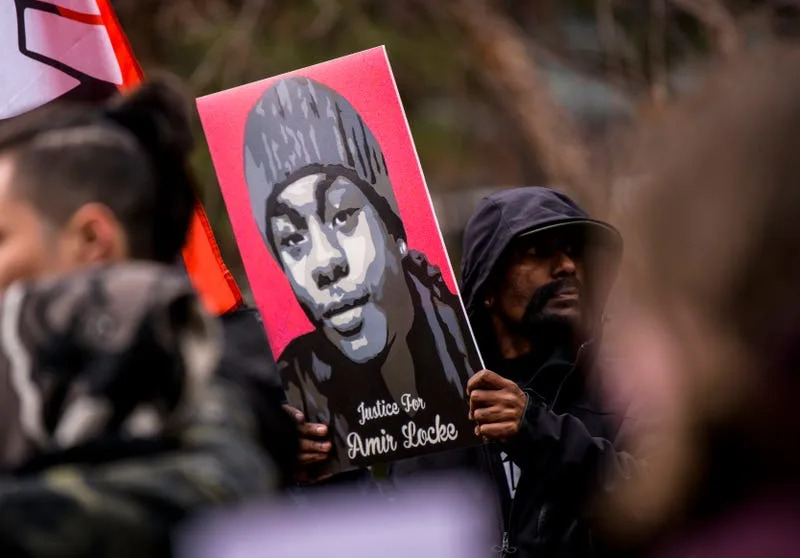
[62,203,128,266]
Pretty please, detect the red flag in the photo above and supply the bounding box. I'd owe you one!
[0,0,242,315]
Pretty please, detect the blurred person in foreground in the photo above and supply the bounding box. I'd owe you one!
[0,80,290,557]
[597,45,800,557]
[391,186,641,557]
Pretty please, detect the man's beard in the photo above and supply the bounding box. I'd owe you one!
[520,277,585,343]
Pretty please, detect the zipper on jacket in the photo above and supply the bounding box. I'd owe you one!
[499,530,518,555]
[498,478,520,556]
[550,341,590,411]
[483,443,511,554]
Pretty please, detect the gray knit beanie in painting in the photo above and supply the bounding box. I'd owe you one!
[243,76,405,262]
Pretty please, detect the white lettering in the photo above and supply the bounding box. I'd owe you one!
[402,414,459,449]
[356,399,401,426]
[400,393,426,413]
[347,429,398,459]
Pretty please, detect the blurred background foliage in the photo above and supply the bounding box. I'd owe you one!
[112,0,798,300]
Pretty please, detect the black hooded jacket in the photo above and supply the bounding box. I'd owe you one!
[468,187,640,557]
[394,187,640,558]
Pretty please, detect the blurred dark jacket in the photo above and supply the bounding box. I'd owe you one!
[217,306,298,485]
[0,264,276,558]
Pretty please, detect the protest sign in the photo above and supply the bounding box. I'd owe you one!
[197,46,483,474]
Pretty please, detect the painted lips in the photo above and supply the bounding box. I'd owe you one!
[323,294,370,335]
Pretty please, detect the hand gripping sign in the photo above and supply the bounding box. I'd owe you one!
[198,47,484,474]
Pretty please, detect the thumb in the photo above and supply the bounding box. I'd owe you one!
[283,404,304,422]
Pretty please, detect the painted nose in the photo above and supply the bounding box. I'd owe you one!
[309,223,349,289]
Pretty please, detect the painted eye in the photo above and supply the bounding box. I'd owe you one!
[280,232,305,248]
[332,208,357,227]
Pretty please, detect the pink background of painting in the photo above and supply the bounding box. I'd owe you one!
[197,47,462,358]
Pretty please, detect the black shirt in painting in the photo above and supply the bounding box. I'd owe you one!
[278,252,481,474]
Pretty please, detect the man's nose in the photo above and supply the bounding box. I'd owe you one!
[551,250,577,278]
[309,224,348,289]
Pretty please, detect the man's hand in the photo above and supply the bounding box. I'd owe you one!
[283,405,332,482]
[467,370,527,441]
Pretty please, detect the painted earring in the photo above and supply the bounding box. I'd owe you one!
[398,239,408,256]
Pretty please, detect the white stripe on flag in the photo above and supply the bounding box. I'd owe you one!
[24,9,123,85]
[0,2,78,118]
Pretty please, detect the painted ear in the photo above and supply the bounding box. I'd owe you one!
[397,238,408,256]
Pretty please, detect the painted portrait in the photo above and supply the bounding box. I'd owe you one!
[198,47,482,473]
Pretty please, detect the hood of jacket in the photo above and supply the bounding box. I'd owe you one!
[460,187,622,320]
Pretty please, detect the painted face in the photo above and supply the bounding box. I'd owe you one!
[269,174,406,363]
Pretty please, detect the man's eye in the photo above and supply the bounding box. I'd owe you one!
[280,232,306,248]
[526,245,548,258]
[332,208,358,227]
[525,244,557,260]
[563,242,583,258]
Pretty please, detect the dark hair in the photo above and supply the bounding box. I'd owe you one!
[0,77,196,263]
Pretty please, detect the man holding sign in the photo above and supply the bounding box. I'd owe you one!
[457,187,640,557]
